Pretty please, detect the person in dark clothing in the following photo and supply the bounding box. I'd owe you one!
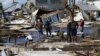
[44,19,52,36]
[67,19,78,42]
[70,19,78,42]
[67,21,72,42]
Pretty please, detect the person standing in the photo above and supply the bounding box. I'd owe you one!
[79,19,84,32]
[36,18,43,35]
[25,33,33,47]
[67,21,71,42]
[44,19,52,37]
[70,19,78,42]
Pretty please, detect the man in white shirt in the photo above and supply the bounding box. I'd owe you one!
[26,34,33,41]
[25,33,33,47]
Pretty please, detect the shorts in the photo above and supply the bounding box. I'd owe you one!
[71,29,77,36]
[28,40,33,41]
[27,39,33,42]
